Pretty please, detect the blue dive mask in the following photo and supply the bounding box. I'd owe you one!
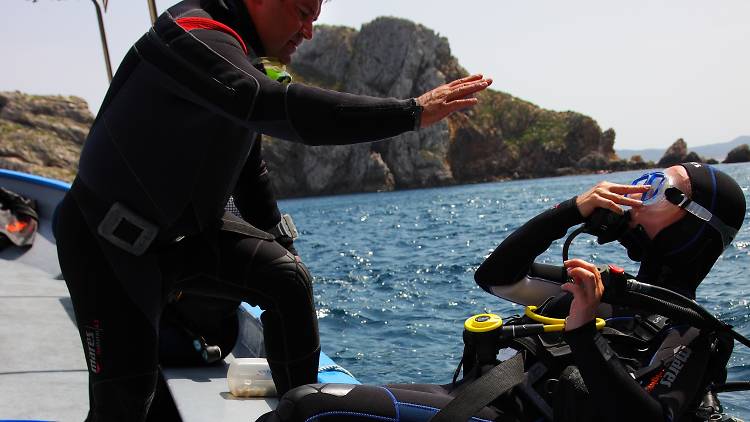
[629,170,737,248]
[629,171,673,205]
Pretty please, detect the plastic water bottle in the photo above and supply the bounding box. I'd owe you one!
[227,358,277,397]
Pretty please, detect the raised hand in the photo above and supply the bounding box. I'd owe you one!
[562,259,605,331]
[575,181,651,218]
[417,74,492,128]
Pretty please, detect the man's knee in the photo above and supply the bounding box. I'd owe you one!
[259,254,314,307]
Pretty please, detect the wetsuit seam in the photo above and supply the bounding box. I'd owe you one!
[245,237,264,269]
[397,402,493,422]
[160,12,239,96]
[283,83,305,143]
[303,411,396,422]
[379,386,399,420]
[175,24,260,119]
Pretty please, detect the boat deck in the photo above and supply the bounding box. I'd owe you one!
[0,172,86,421]
[0,170,357,421]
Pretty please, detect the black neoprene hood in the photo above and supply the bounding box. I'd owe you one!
[637,163,746,297]
[680,162,746,237]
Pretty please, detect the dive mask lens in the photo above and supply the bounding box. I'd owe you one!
[630,171,669,205]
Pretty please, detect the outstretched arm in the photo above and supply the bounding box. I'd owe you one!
[141,22,490,146]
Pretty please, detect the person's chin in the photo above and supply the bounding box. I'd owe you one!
[280,47,298,64]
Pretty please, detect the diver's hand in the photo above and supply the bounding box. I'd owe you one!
[417,74,492,128]
[575,181,650,218]
[562,259,604,331]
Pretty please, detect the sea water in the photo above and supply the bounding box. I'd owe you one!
[280,163,750,418]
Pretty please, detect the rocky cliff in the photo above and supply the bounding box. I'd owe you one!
[266,17,625,196]
[1,17,632,196]
[0,91,91,181]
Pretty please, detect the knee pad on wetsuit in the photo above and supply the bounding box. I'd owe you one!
[255,254,314,311]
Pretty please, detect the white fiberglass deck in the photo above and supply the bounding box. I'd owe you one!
[0,169,357,422]
[0,173,87,421]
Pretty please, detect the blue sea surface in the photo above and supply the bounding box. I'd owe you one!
[280,163,750,419]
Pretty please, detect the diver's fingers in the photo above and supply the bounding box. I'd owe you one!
[448,74,483,87]
[570,267,602,303]
[564,258,599,274]
[446,79,492,102]
[561,280,583,297]
[567,266,596,285]
[566,267,597,299]
[567,260,605,299]
[608,184,651,194]
[596,189,643,209]
[446,98,479,112]
[599,198,625,215]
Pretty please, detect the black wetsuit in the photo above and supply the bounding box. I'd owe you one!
[54,0,421,420]
[476,198,715,422]
[260,199,717,422]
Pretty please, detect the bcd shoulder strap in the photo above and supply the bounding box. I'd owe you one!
[430,353,524,422]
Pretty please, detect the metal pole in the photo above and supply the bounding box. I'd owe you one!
[91,0,113,83]
[147,0,158,25]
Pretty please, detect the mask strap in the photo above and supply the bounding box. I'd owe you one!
[665,187,737,249]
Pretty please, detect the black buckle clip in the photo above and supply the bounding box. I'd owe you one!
[97,202,159,256]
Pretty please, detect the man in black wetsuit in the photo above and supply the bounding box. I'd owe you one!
[257,162,745,422]
[53,0,492,420]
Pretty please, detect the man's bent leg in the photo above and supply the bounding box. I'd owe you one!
[257,255,320,395]
[219,234,320,396]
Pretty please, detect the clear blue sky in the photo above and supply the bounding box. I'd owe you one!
[1,0,748,150]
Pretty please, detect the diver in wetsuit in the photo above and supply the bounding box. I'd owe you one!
[472,162,746,421]
[257,162,746,422]
[53,0,492,420]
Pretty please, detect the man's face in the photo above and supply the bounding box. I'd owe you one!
[246,0,321,64]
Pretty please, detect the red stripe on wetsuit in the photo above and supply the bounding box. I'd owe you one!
[175,17,248,55]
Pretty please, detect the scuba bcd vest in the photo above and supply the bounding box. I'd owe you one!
[453,264,739,422]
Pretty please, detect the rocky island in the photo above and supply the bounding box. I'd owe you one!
[1,17,744,198]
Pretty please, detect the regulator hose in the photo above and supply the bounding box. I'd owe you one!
[562,226,585,262]
[605,279,750,349]
[713,381,750,393]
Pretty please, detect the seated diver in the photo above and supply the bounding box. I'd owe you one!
[257,162,746,422]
